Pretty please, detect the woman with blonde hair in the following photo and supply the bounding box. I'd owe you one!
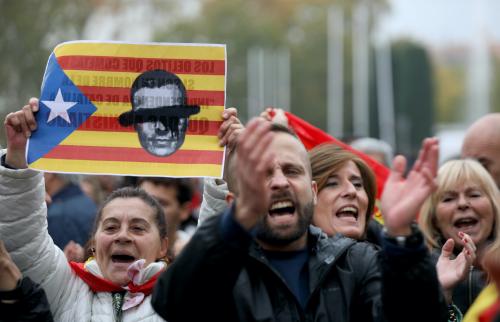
[419,159,500,314]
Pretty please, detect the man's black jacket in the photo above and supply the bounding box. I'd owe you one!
[152,210,448,322]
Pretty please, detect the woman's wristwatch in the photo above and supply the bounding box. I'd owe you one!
[382,224,423,248]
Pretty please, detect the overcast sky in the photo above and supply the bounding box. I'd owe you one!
[382,0,500,46]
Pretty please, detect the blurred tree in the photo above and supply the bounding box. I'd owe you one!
[368,51,380,139]
[435,63,466,123]
[391,39,435,160]
[491,53,500,113]
[1,0,396,150]
[0,0,93,146]
[155,0,388,133]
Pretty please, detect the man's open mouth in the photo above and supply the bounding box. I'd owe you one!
[269,200,296,216]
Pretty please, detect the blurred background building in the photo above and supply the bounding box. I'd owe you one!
[1,0,500,163]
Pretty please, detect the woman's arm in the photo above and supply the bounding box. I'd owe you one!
[1,99,80,317]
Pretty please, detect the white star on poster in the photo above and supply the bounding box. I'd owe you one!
[41,88,78,124]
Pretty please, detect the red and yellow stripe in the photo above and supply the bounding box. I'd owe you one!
[32,42,226,177]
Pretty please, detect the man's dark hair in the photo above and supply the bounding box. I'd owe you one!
[269,123,299,138]
[226,122,304,194]
[130,69,187,105]
[118,70,200,127]
[229,123,299,156]
[137,177,193,205]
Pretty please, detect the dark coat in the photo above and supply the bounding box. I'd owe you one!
[47,183,97,248]
[152,210,447,322]
[0,277,54,322]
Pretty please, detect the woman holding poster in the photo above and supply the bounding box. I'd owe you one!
[0,98,175,321]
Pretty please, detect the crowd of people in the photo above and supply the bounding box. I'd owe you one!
[1,96,500,322]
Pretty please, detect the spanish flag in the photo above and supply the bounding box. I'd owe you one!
[27,41,226,178]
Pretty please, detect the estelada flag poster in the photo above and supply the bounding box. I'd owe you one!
[27,41,226,178]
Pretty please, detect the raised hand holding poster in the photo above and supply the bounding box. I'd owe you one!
[27,41,226,177]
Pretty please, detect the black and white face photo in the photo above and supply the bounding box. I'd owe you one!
[134,84,188,157]
[118,69,200,157]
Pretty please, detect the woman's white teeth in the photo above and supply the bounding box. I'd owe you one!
[454,218,478,228]
[339,206,357,213]
[337,206,358,219]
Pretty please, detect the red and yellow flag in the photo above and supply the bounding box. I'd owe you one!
[27,41,226,177]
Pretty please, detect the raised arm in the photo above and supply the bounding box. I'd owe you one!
[3,98,39,169]
[437,233,476,304]
[153,118,275,322]
[1,99,77,318]
[218,107,244,154]
[0,240,54,322]
[379,138,448,322]
[381,137,439,236]
[233,118,274,229]
[198,107,244,226]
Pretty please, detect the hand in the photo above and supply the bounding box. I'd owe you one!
[234,118,275,230]
[4,98,39,169]
[218,107,244,154]
[381,137,439,236]
[437,233,476,304]
[63,241,85,262]
[0,240,22,291]
[259,107,289,126]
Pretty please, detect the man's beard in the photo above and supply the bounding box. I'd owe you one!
[255,199,314,246]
